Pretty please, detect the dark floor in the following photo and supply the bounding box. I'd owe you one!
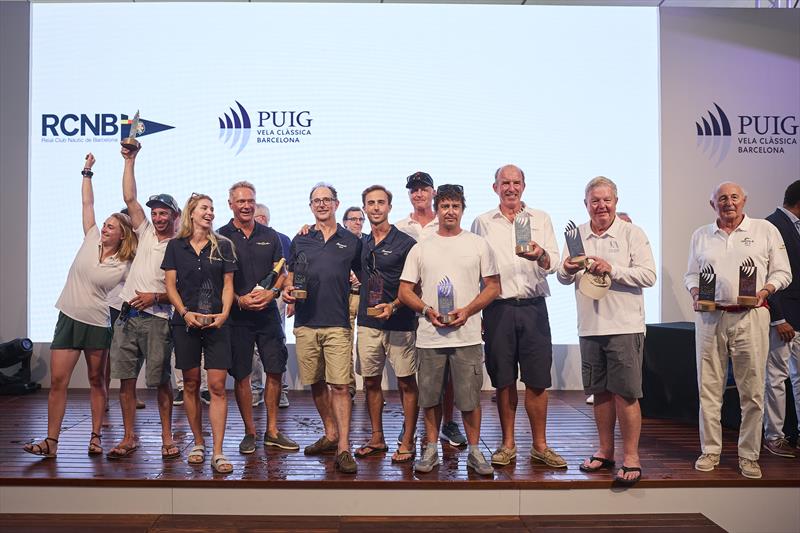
[3,389,799,488]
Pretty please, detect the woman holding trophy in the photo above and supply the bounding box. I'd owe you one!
[24,153,137,458]
[161,193,237,474]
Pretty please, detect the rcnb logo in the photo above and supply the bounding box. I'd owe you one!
[40,113,174,144]
[217,101,312,155]
[695,103,732,166]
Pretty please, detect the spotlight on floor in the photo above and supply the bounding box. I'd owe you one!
[0,338,41,395]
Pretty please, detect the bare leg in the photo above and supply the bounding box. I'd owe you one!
[26,349,81,454]
[396,375,419,454]
[157,381,176,452]
[264,372,282,437]
[582,391,615,469]
[525,386,549,453]
[112,377,138,452]
[84,349,108,442]
[461,405,482,446]
[234,375,256,436]
[496,384,517,450]
[330,382,353,454]
[207,369,228,458]
[182,368,204,447]
[357,375,385,451]
[615,394,642,481]
[311,380,338,442]
[424,404,443,446]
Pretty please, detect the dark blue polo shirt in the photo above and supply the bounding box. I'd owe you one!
[288,224,362,328]
[161,235,238,326]
[357,226,417,331]
[218,220,283,327]
[276,231,291,258]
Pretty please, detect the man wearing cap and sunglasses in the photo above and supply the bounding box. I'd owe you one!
[108,141,181,460]
[395,171,467,448]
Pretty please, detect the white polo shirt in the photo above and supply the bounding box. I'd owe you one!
[557,216,656,336]
[684,215,791,305]
[470,205,560,299]
[400,230,498,348]
[395,214,439,242]
[118,219,172,319]
[55,225,131,327]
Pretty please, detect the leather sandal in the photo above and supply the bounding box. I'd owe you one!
[24,437,58,458]
[87,432,103,456]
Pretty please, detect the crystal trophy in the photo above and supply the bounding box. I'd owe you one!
[514,212,533,256]
[696,264,716,312]
[564,220,587,268]
[291,252,308,300]
[437,276,455,325]
[121,110,143,151]
[366,253,384,317]
[196,278,214,326]
[737,257,758,307]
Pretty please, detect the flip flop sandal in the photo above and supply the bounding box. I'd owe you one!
[161,443,181,460]
[212,454,233,474]
[87,432,103,456]
[391,449,416,464]
[614,465,643,486]
[354,443,389,458]
[24,437,58,458]
[188,444,206,465]
[579,455,616,472]
[106,442,138,460]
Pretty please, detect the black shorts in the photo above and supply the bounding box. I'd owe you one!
[483,297,553,389]
[171,325,232,371]
[229,319,288,381]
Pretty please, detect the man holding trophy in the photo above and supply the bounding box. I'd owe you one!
[557,176,656,485]
[282,183,363,474]
[352,185,419,463]
[399,184,500,476]
[470,164,565,469]
[684,181,790,479]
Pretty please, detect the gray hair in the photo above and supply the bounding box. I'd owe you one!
[585,176,618,199]
[255,203,269,223]
[309,182,338,202]
[710,181,747,202]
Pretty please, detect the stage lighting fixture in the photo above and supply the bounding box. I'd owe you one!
[0,337,41,395]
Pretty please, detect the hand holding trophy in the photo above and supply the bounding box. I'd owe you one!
[121,110,143,152]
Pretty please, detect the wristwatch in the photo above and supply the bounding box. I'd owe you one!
[421,304,431,318]
[271,287,281,297]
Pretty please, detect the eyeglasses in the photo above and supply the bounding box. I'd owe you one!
[437,184,463,194]
[345,217,364,222]
[311,197,335,206]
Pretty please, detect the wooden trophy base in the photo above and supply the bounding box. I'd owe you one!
[121,137,140,151]
[291,289,307,301]
[571,255,587,269]
[737,295,758,307]
[696,300,716,312]
[438,314,453,325]
[196,315,213,326]
[367,307,381,317]
[515,243,533,256]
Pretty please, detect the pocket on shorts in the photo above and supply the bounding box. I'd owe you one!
[581,360,593,388]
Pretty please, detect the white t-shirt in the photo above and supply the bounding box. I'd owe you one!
[556,217,656,337]
[55,225,131,327]
[395,214,439,242]
[471,206,560,299]
[400,230,498,348]
[118,219,172,319]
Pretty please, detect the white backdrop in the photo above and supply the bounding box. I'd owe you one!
[29,3,661,346]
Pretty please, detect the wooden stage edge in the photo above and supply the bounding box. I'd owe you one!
[3,390,799,490]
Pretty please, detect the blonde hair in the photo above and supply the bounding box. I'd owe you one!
[585,176,618,199]
[110,212,137,263]
[177,194,236,262]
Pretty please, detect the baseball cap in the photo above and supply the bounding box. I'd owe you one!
[146,193,180,213]
[405,171,434,189]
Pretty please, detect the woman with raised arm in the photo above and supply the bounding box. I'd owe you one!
[161,193,237,474]
[24,153,137,458]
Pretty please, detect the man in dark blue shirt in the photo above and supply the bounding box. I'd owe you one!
[218,182,298,455]
[352,185,419,464]
[283,182,362,474]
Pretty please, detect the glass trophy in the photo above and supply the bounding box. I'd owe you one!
[366,253,384,316]
[514,212,533,256]
[291,252,308,300]
[121,110,142,151]
[437,276,455,325]
[564,220,587,268]
[697,264,717,311]
[196,278,214,326]
[737,257,758,307]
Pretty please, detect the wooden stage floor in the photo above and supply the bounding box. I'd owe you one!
[3,389,799,489]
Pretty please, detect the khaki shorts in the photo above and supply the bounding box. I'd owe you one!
[356,326,417,378]
[294,326,353,385]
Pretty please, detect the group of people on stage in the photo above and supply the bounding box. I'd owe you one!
[22,138,798,484]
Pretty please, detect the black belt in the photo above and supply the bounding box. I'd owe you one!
[493,296,544,307]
